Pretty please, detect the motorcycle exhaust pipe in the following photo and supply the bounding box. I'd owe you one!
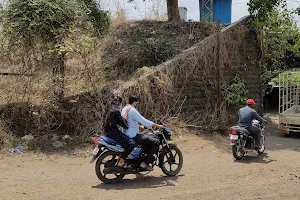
[103,167,125,174]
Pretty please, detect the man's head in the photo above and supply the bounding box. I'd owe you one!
[111,96,122,108]
[129,96,138,107]
[246,99,256,107]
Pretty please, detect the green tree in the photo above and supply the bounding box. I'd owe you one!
[262,6,299,69]
[82,0,110,36]
[1,0,109,103]
[248,0,283,22]
[248,0,300,70]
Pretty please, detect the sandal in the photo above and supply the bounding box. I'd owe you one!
[118,162,131,169]
[140,164,153,171]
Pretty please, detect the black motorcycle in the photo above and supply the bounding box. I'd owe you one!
[90,123,183,184]
[229,120,266,160]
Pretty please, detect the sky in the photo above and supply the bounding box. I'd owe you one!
[0,0,299,24]
[98,0,300,25]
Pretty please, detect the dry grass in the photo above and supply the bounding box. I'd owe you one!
[0,122,9,149]
[0,19,255,150]
[101,20,218,79]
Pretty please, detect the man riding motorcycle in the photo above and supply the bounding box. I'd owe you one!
[237,99,267,148]
[121,96,164,171]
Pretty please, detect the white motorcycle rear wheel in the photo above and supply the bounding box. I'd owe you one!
[232,138,245,160]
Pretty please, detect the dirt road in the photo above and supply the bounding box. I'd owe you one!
[1,115,300,200]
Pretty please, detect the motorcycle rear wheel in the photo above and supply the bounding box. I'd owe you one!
[232,139,245,160]
[95,151,125,184]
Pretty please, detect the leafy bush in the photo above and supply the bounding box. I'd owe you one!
[138,38,175,66]
[1,0,110,102]
[222,75,248,107]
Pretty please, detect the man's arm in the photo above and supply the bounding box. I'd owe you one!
[124,106,132,120]
[131,109,164,129]
[131,108,154,128]
[252,110,265,123]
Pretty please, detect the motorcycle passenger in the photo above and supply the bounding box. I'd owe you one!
[121,96,164,171]
[103,96,135,169]
[237,99,266,148]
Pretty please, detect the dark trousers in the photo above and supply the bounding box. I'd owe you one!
[106,129,135,160]
[133,134,160,164]
[249,126,261,146]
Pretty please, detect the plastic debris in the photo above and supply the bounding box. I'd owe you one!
[8,144,25,153]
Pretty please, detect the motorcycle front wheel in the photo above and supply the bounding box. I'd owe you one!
[160,146,183,176]
[257,135,265,155]
[232,138,245,160]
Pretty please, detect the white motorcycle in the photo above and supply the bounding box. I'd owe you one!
[229,120,266,160]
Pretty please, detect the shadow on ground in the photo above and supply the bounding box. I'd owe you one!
[92,174,183,190]
[233,152,277,164]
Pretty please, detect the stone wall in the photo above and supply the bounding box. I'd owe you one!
[153,16,263,127]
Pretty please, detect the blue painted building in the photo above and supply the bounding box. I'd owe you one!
[199,0,232,24]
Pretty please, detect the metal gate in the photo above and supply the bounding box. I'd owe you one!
[278,71,300,114]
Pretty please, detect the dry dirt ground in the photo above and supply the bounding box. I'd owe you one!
[1,114,300,200]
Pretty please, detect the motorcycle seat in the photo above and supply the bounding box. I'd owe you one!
[230,126,250,135]
[100,136,121,146]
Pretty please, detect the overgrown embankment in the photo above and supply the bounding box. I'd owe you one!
[101,21,218,79]
[0,20,219,150]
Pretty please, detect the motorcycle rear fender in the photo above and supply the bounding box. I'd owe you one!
[230,126,250,135]
[89,146,103,164]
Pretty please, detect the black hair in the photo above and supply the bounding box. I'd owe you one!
[116,96,122,104]
[129,96,138,104]
[111,96,122,106]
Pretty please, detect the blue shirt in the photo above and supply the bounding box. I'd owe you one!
[121,105,154,138]
[238,105,264,129]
